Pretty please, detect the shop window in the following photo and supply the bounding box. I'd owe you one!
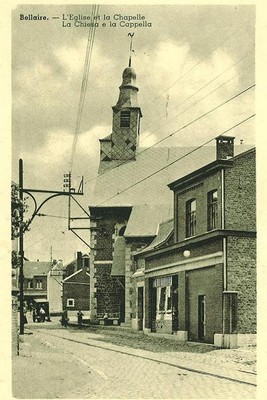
[186,199,196,237]
[154,277,173,316]
[159,287,166,312]
[120,110,131,127]
[207,190,218,230]
[67,298,75,307]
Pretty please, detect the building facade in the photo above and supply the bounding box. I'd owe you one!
[89,63,255,337]
[23,261,53,307]
[132,138,256,348]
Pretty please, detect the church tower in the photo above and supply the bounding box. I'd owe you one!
[99,65,142,164]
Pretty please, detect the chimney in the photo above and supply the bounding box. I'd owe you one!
[216,136,235,160]
[76,251,83,271]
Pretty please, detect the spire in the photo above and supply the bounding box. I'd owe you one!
[128,33,134,67]
[99,37,142,164]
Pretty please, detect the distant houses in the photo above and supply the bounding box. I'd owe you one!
[22,252,90,318]
[23,260,53,308]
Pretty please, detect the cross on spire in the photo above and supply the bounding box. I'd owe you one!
[128,33,134,67]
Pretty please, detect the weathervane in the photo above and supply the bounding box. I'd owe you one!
[128,32,134,67]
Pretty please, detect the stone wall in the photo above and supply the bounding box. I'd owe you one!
[227,235,256,333]
[225,150,256,231]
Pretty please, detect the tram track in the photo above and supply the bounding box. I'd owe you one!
[34,329,256,387]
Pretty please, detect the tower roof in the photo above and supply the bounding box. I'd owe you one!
[114,66,140,110]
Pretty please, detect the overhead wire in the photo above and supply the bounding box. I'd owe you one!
[140,50,254,142]
[39,5,99,258]
[27,90,254,256]
[70,4,99,171]
[140,67,255,145]
[97,113,255,207]
[141,15,254,113]
[27,13,254,254]
[84,82,255,186]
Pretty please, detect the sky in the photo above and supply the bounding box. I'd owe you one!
[11,3,255,263]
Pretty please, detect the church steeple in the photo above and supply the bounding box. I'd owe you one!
[99,61,142,164]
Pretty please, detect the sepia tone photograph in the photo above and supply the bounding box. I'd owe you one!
[3,1,261,399]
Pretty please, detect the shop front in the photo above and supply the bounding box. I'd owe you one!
[150,275,178,334]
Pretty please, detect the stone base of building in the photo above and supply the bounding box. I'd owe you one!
[237,333,256,347]
[131,318,138,330]
[214,333,256,348]
[214,333,238,349]
[175,330,188,341]
[143,328,152,334]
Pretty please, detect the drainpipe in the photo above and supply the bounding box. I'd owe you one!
[221,168,227,339]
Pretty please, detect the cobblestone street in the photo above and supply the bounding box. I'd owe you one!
[12,321,256,399]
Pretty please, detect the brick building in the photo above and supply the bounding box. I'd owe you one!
[132,137,256,348]
[62,252,90,320]
[89,63,254,332]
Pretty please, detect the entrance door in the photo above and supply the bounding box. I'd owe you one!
[198,295,206,341]
[137,287,144,331]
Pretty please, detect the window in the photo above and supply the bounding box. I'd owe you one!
[120,110,131,127]
[153,277,172,315]
[36,279,43,289]
[27,280,33,289]
[67,298,75,307]
[186,199,196,237]
[207,190,218,230]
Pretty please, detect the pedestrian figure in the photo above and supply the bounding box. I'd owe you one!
[23,304,28,325]
[39,307,46,323]
[77,310,84,329]
[61,310,69,327]
[32,307,36,322]
[103,312,109,325]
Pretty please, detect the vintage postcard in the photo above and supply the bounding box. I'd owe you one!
[1,1,266,399]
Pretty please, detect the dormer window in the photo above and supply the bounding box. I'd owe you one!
[120,110,131,127]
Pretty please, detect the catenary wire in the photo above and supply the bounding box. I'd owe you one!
[140,50,254,141]
[23,84,255,253]
[84,82,255,186]
[76,57,254,187]
[97,113,255,206]
[70,4,99,171]
[140,63,255,144]
[28,16,254,253]
[141,15,254,113]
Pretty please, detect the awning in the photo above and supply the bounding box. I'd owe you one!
[34,298,48,303]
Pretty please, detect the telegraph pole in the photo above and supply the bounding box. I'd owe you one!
[17,160,90,334]
[19,159,24,335]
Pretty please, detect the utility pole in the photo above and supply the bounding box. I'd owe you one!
[17,160,89,334]
[19,159,24,335]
